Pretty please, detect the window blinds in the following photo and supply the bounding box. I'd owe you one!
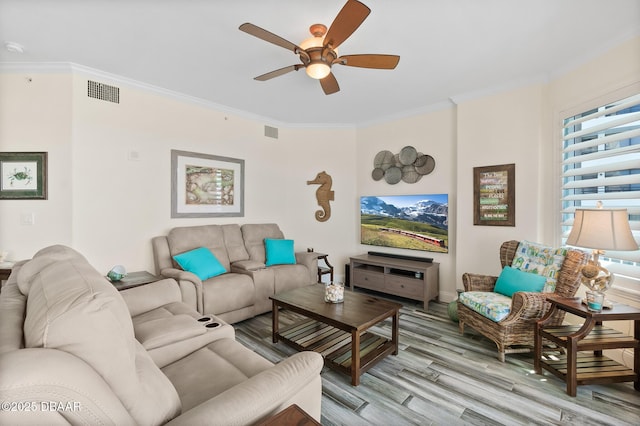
[561,93,640,276]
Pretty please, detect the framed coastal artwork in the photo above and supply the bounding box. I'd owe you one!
[473,163,515,226]
[171,150,244,218]
[0,152,48,200]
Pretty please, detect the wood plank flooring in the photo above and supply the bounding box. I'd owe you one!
[234,291,640,425]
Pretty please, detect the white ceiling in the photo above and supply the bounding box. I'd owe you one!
[1,0,639,126]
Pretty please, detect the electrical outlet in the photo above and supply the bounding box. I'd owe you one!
[20,212,35,226]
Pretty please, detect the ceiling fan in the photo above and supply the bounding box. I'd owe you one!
[239,0,400,95]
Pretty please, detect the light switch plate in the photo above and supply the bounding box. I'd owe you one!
[20,212,35,225]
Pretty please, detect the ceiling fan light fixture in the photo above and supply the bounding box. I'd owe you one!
[306,62,331,79]
[300,24,335,79]
[300,23,328,50]
[300,35,323,51]
[239,1,397,94]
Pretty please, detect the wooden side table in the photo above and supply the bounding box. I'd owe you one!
[108,271,160,291]
[0,263,13,281]
[256,404,320,426]
[314,252,334,283]
[0,262,14,291]
[534,296,640,396]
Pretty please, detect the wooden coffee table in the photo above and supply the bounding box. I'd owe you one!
[270,285,401,386]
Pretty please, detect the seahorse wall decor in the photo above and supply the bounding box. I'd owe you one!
[307,171,334,222]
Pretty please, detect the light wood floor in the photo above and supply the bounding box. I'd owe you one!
[234,291,640,426]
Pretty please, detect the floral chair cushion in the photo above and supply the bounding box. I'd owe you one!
[510,240,568,293]
[459,291,513,322]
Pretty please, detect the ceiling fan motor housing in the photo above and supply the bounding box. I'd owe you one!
[301,46,337,79]
[300,45,337,66]
[298,24,337,79]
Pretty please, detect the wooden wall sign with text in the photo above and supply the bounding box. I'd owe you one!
[473,163,515,226]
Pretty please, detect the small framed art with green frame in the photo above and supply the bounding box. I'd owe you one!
[0,152,48,200]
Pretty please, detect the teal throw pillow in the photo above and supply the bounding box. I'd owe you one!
[173,247,226,280]
[264,238,296,266]
[494,266,546,298]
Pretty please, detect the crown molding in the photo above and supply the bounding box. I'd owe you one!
[356,100,456,129]
[0,61,358,129]
[0,62,74,73]
[68,63,299,128]
[449,74,549,105]
[0,61,468,129]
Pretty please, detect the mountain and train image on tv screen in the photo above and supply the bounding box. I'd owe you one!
[360,194,448,253]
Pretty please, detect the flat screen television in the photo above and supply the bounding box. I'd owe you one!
[360,194,448,253]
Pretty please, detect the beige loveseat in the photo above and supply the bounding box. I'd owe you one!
[152,223,317,323]
[0,245,323,425]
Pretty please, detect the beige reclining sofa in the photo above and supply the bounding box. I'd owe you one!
[152,223,317,323]
[0,245,323,425]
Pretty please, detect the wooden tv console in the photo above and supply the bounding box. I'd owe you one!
[349,254,439,310]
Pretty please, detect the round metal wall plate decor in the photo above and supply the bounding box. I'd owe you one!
[415,154,435,175]
[401,164,420,183]
[384,166,402,184]
[371,167,385,181]
[372,146,436,184]
[414,154,427,167]
[399,146,417,165]
[373,150,395,170]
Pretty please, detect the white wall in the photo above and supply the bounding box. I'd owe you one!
[0,70,358,277]
[0,73,74,257]
[454,83,546,284]
[355,108,457,301]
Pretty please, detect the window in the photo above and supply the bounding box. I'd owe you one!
[561,93,640,287]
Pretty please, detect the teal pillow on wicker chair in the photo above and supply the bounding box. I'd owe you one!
[494,266,546,297]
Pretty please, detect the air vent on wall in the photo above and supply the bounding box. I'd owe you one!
[87,80,120,104]
[264,125,278,139]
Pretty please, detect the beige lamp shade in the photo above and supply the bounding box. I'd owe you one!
[566,208,638,251]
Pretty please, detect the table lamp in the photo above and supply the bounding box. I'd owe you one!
[566,204,638,306]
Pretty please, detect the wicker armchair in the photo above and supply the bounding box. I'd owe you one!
[458,240,588,362]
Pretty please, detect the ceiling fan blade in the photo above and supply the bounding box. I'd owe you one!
[320,72,340,95]
[324,0,371,50]
[254,65,302,81]
[239,23,303,53]
[335,54,400,69]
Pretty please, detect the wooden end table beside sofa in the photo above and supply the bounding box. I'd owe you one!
[270,285,401,386]
[534,296,640,396]
[108,270,160,291]
[257,404,320,426]
[0,261,14,288]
